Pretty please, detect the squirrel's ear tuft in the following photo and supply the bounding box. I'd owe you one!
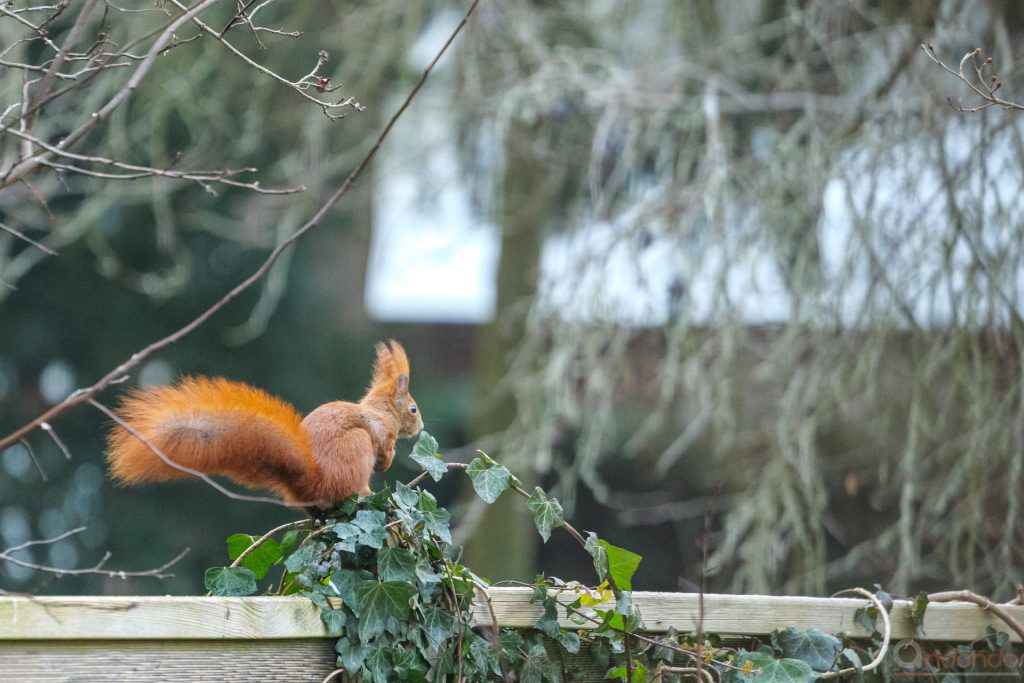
[371,340,411,394]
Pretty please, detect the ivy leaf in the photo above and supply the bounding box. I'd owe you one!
[278,529,300,558]
[335,637,368,674]
[226,534,281,580]
[393,482,420,509]
[519,642,552,683]
[470,635,501,676]
[732,652,814,682]
[284,542,323,574]
[600,540,642,591]
[378,546,417,583]
[651,627,679,662]
[329,568,363,614]
[409,431,447,481]
[910,591,929,637]
[500,630,525,666]
[332,534,357,554]
[615,589,634,616]
[421,606,457,647]
[534,596,561,638]
[774,626,843,672]
[418,491,452,545]
[872,584,894,611]
[354,509,386,528]
[557,630,581,654]
[319,606,347,636]
[853,605,878,634]
[841,648,863,673]
[465,457,511,504]
[415,557,441,584]
[353,510,388,550]
[526,487,564,542]
[392,646,426,678]
[204,566,257,596]
[353,580,418,642]
[363,641,391,683]
[585,532,609,582]
[606,660,648,683]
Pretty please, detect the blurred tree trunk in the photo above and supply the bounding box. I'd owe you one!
[462,120,553,581]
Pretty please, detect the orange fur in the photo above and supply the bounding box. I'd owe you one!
[105,342,423,511]
[367,340,410,400]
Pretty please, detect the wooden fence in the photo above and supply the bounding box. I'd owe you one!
[0,589,1019,681]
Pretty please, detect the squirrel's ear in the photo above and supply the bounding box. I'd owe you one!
[396,373,409,395]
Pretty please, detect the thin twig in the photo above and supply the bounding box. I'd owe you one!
[18,438,47,481]
[444,560,466,683]
[221,0,259,35]
[0,221,56,255]
[0,0,224,190]
[166,0,362,118]
[1,526,189,578]
[40,422,72,460]
[921,44,1024,113]
[227,520,310,569]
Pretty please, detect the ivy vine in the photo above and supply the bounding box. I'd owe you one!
[203,433,1015,682]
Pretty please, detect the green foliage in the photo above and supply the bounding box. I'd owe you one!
[727,652,814,682]
[204,566,257,596]
[204,432,925,682]
[409,432,447,482]
[465,453,512,504]
[585,533,609,582]
[526,487,564,542]
[909,591,929,637]
[226,534,281,580]
[600,540,642,592]
[772,627,842,673]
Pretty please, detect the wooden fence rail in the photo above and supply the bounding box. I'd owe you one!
[0,589,1019,681]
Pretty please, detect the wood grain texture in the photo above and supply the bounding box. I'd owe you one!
[0,590,1020,642]
[0,596,326,639]
[472,589,1024,642]
[0,639,337,683]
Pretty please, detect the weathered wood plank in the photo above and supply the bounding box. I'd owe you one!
[0,596,326,639]
[474,589,1024,642]
[0,639,337,683]
[0,591,1020,642]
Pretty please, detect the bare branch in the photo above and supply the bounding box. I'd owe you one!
[165,0,363,118]
[928,590,1024,642]
[0,526,189,579]
[921,44,1024,113]
[0,0,223,190]
[0,0,483,455]
[0,221,57,255]
[40,422,72,460]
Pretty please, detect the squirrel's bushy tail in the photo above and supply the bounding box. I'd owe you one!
[106,377,315,501]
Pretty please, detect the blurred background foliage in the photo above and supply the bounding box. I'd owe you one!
[2,0,1024,599]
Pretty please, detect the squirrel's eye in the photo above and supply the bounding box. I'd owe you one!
[410,404,417,414]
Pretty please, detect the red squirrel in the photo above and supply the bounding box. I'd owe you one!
[105,340,423,512]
